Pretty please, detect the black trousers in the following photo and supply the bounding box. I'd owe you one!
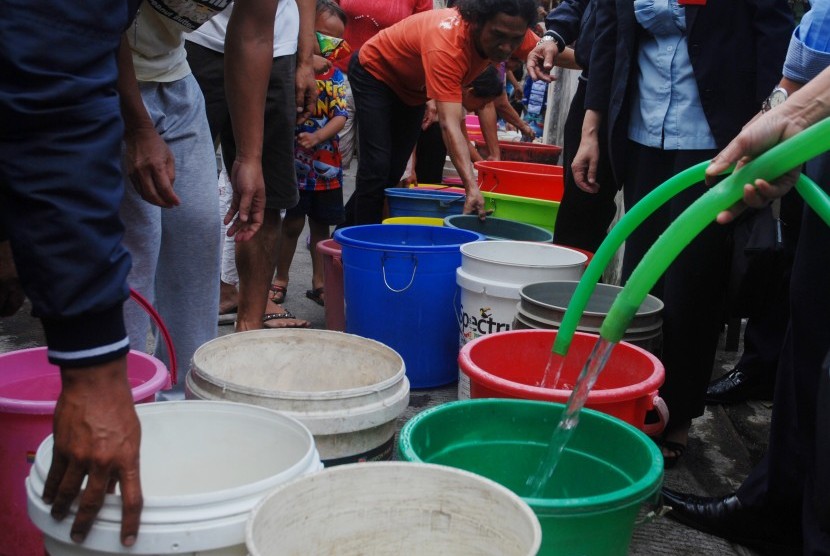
[622,142,730,430]
[342,52,425,226]
[552,77,619,253]
[738,153,830,551]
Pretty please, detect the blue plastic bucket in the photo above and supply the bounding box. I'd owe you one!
[333,224,485,388]
[384,188,466,219]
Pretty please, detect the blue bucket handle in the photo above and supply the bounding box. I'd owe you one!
[438,194,466,209]
[381,253,418,293]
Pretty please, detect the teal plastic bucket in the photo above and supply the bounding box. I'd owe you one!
[333,224,484,388]
[384,188,465,219]
[399,398,663,555]
[444,214,554,242]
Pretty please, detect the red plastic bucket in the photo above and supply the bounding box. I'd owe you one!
[458,329,667,434]
[318,238,345,332]
[475,161,565,202]
[474,140,563,165]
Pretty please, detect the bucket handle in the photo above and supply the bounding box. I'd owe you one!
[381,254,418,293]
[129,288,177,386]
[438,194,466,208]
[641,393,669,437]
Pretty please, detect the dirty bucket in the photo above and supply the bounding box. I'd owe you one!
[334,224,485,388]
[474,140,563,165]
[0,290,173,556]
[187,329,409,465]
[482,190,559,233]
[384,187,465,219]
[458,329,668,434]
[444,214,553,242]
[318,238,345,331]
[399,398,664,556]
[381,216,444,226]
[27,400,321,555]
[514,281,664,355]
[457,241,586,399]
[246,462,542,556]
[475,161,565,202]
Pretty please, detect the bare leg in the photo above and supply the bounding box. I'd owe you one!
[234,208,281,331]
[308,217,329,299]
[274,213,304,292]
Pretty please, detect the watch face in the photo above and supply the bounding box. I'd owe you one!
[768,88,787,108]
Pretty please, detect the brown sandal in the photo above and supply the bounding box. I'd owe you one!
[269,283,287,304]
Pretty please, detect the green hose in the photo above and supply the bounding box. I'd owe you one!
[599,117,830,343]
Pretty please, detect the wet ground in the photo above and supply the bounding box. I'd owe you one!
[0,165,773,554]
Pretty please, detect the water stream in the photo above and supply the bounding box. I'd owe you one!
[537,351,566,389]
[525,338,617,498]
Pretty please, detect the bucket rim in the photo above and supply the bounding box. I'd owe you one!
[457,329,665,403]
[245,461,543,556]
[460,241,587,269]
[481,190,561,207]
[443,215,554,242]
[190,329,407,401]
[0,347,169,414]
[399,398,664,513]
[473,160,564,176]
[334,224,484,252]
[519,280,665,318]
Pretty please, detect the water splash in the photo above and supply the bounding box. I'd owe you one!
[538,351,566,389]
[525,337,617,498]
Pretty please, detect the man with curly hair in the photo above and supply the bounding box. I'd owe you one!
[341,0,541,224]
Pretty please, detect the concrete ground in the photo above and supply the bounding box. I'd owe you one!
[0,165,773,555]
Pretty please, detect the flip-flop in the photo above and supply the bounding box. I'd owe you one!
[262,308,310,329]
[269,283,287,304]
[305,287,324,307]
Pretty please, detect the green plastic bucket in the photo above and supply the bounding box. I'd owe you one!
[444,214,554,242]
[399,398,663,555]
[482,191,559,233]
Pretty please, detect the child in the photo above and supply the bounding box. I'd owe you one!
[272,0,349,308]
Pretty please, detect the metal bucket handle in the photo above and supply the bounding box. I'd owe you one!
[129,288,177,385]
[381,254,418,293]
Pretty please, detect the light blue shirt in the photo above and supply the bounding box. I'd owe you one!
[783,0,830,83]
[627,0,716,150]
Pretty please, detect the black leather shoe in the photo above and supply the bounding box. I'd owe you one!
[661,487,801,555]
[705,367,773,404]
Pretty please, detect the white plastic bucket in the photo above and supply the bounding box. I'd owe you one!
[246,462,542,556]
[26,401,321,555]
[187,329,409,465]
[457,241,586,399]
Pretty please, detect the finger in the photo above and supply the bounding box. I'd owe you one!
[70,471,109,543]
[716,198,749,225]
[42,452,68,505]
[48,461,86,521]
[118,468,143,547]
[705,139,751,183]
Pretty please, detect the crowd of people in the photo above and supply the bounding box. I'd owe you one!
[1,0,829,552]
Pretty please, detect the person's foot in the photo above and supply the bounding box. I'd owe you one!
[658,421,689,469]
[305,286,325,307]
[705,367,774,404]
[269,281,287,304]
[262,298,310,329]
[661,488,801,555]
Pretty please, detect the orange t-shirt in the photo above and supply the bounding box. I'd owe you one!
[358,8,538,106]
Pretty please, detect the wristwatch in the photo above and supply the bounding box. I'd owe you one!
[761,86,788,113]
[538,31,565,53]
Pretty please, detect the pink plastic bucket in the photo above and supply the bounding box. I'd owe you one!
[0,349,171,554]
[318,238,345,332]
[0,289,172,555]
[458,329,668,435]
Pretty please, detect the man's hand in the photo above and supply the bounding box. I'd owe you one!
[0,240,24,316]
[124,127,179,208]
[295,59,318,124]
[572,134,601,193]
[225,157,266,242]
[526,41,559,82]
[43,358,142,547]
[422,100,438,130]
[463,187,488,220]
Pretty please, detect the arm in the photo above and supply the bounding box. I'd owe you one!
[116,36,179,208]
[223,0,279,242]
[295,0,318,123]
[572,109,603,192]
[297,115,347,149]
[707,65,830,223]
[492,92,535,140]
[476,102,501,160]
[527,0,590,81]
[436,100,486,218]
